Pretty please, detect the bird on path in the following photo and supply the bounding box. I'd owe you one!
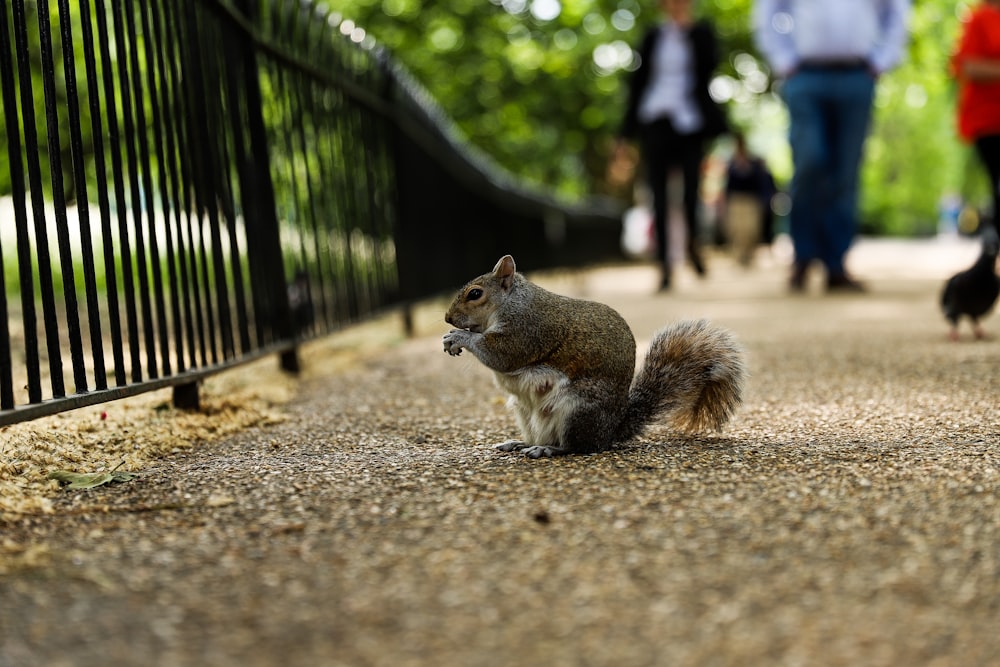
[941,226,1000,341]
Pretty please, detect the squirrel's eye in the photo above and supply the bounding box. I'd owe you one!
[467,288,483,301]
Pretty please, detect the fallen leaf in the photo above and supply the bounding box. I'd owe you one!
[47,471,115,489]
[47,469,139,490]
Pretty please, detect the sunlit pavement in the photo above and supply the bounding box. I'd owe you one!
[525,233,993,348]
[555,233,983,297]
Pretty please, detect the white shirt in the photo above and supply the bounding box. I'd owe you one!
[753,0,911,78]
[637,23,703,134]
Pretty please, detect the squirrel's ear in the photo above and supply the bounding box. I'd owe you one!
[493,255,516,290]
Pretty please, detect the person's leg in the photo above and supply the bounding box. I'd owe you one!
[640,120,673,287]
[727,194,762,266]
[781,71,831,284]
[823,69,876,279]
[974,134,1000,233]
[679,133,707,275]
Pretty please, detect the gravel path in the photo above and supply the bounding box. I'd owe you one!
[2,239,999,667]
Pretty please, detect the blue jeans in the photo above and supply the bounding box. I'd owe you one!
[782,67,875,275]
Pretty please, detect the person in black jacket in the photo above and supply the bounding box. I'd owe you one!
[618,0,727,290]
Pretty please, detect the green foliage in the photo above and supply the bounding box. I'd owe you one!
[1,0,990,235]
[332,0,986,235]
[2,0,103,203]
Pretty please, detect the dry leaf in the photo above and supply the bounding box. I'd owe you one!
[48,469,139,490]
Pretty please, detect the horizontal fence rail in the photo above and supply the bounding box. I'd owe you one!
[0,0,624,426]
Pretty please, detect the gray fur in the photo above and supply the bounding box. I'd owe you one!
[444,256,747,457]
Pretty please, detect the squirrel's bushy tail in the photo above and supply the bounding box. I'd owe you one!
[620,319,746,441]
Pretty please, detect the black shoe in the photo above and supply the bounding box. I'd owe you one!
[826,273,866,292]
[659,268,672,291]
[688,246,706,277]
[789,263,808,292]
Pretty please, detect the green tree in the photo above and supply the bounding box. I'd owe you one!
[338,0,987,235]
[3,0,991,235]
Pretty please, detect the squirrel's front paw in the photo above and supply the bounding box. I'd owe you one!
[522,445,568,458]
[442,330,468,356]
[494,439,526,452]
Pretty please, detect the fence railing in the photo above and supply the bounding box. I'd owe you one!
[0,0,624,426]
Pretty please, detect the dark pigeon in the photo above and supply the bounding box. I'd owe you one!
[941,226,1000,341]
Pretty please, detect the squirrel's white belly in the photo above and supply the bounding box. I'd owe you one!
[494,366,580,446]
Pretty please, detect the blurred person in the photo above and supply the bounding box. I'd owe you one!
[721,132,775,266]
[753,0,911,292]
[618,0,728,290]
[952,0,1000,235]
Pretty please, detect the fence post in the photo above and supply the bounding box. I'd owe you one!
[228,0,298,371]
[173,382,200,411]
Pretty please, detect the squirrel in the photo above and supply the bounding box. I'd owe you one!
[443,255,747,458]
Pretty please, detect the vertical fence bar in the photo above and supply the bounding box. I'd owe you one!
[274,65,307,293]
[36,0,90,394]
[202,49,236,362]
[327,95,359,321]
[96,0,142,384]
[123,0,170,377]
[180,8,223,365]
[78,0,124,388]
[211,85,252,356]
[359,105,388,306]
[0,0,25,408]
[12,0,65,399]
[296,80,331,331]
[149,0,194,373]
[0,243,9,409]
[139,0,185,374]
[162,0,208,369]
[110,0,157,380]
[230,0,294,361]
[290,80,322,338]
[57,0,107,391]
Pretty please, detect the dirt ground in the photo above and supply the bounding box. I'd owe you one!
[1,238,998,667]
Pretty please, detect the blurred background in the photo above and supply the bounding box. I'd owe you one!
[320,0,986,237]
[0,0,988,238]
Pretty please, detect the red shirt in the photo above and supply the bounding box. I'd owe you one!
[953,3,1000,141]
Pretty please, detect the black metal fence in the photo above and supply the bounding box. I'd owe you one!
[0,0,623,426]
